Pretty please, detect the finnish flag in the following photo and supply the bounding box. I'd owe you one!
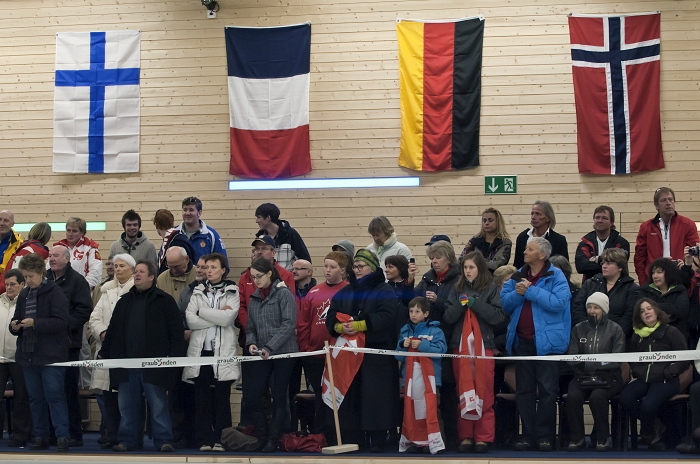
[53,31,140,173]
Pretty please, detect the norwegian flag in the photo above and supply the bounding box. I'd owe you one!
[569,12,664,175]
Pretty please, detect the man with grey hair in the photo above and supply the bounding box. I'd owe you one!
[501,236,571,452]
[157,246,196,302]
[46,245,93,447]
[513,200,569,269]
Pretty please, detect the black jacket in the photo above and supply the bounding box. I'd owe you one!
[159,232,196,274]
[10,281,70,366]
[572,274,639,337]
[628,323,690,384]
[568,313,625,377]
[47,265,93,349]
[387,279,415,333]
[513,228,569,269]
[680,265,700,336]
[574,229,630,282]
[99,283,186,390]
[327,269,398,350]
[460,235,512,272]
[414,265,462,342]
[443,281,506,350]
[257,219,311,263]
[639,283,690,337]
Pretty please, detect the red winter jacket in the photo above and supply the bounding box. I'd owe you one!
[0,240,49,294]
[634,213,699,284]
[296,280,348,353]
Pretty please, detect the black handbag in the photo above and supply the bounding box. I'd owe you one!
[578,375,610,389]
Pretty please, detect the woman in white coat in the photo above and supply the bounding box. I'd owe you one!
[183,253,240,452]
[88,253,136,448]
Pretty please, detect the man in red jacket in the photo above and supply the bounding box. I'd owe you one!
[635,187,699,284]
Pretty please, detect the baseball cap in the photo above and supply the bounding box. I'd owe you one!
[251,235,276,247]
[425,234,452,246]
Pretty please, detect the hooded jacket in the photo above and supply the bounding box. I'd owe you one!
[366,232,413,271]
[257,219,311,271]
[575,229,630,282]
[395,320,447,386]
[443,281,507,350]
[628,323,690,384]
[0,230,22,275]
[501,261,572,355]
[109,231,158,265]
[10,280,70,366]
[184,280,240,382]
[0,239,49,294]
[568,312,625,376]
[327,268,399,350]
[246,280,297,355]
[88,277,134,391]
[571,273,639,337]
[639,283,690,337]
[634,212,699,285]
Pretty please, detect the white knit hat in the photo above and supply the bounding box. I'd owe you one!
[586,292,610,314]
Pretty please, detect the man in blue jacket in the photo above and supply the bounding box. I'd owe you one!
[176,197,227,263]
[501,237,571,452]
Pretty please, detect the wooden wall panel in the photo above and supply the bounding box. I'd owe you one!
[0,0,699,287]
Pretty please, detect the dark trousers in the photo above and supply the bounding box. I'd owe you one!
[691,382,700,433]
[102,390,121,442]
[619,379,679,436]
[169,370,196,446]
[194,364,233,447]
[65,348,82,440]
[566,373,624,444]
[302,356,330,435]
[438,358,459,449]
[514,338,559,444]
[246,358,295,441]
[288,359,303,431]
[0,362,31,442]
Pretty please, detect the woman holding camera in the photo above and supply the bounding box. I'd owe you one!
[566,292,625,452]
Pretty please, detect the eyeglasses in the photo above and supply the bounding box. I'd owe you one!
[183,196,200,203]
[251,273,268,281]
[352,264,368,271]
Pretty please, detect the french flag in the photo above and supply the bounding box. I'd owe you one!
[225,23,312,179]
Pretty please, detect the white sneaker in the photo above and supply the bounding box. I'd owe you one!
[199,445,212,451]
[212,443,225,452]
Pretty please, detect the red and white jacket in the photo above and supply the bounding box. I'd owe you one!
[296,281,349,353]
[54,237,103,289]
[0,239,49,294]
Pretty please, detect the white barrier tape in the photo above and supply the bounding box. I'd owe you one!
[335,346,700,364]
[4,347,699,370]
[47,349,327,369]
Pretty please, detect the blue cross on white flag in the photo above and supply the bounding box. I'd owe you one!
[53,31,140,173]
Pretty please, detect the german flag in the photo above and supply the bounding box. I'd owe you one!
[397,17,484,171]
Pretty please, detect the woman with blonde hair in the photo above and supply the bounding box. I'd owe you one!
[460,208,512,272]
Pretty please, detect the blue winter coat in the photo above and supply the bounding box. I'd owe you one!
[501,261,571,356]
[395,320,447,386]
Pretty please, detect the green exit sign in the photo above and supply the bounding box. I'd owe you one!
[484,175,517,195]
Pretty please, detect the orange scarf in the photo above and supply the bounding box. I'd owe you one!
[399,343,445,454]
[457,307,487,420]
[321,313,365,409]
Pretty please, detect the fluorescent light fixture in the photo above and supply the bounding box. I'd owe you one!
[14,222,107,233]
[228,177,420,191]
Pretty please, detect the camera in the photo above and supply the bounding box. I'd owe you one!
[689,246,700,257]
